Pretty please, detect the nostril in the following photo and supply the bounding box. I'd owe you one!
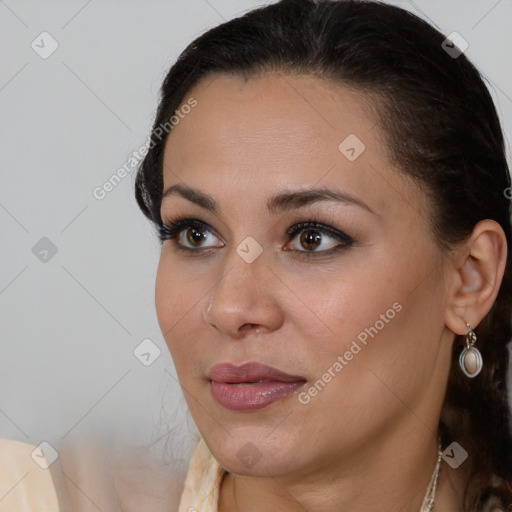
[240,323,259,333]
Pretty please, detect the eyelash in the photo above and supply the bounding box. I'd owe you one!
[158,214,356,259]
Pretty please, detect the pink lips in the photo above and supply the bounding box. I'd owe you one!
[208,362,307,411]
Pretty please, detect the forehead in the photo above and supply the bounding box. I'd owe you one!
[165,73,378,162]
[162,73,425,218]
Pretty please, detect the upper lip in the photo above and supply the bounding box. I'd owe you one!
[208,362,306,383]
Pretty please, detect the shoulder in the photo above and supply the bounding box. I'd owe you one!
[0,437,60,511]
[0,437,189,512]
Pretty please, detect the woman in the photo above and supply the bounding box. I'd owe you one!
[134,0,512,511]
[1,1,509,511]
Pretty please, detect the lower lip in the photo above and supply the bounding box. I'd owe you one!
[210,380,306,411]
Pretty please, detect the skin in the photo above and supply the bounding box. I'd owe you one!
[154,73,507,512]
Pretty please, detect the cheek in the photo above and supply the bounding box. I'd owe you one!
[297,267,395,349]
[155,257,176,334]
[155,257,199,359]
[310,256,444,412]
[296,248,421,379]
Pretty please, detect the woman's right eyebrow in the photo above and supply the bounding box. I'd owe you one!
[162,183,217,213]
[161,183,377,216]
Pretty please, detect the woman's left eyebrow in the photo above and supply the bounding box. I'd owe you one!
[161,183,377,216]
[267,187,377,215]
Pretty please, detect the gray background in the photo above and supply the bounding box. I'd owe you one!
[1,0,511,462]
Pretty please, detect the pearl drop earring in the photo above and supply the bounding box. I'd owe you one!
[459,323,483,378]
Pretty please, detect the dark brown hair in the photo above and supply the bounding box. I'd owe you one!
[135,0,512,508]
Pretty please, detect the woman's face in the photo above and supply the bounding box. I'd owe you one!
[155,73,454,478]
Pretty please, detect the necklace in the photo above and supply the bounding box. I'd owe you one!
[420,438,443,512]
[232,439,443,512]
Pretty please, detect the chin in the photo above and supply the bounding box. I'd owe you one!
[221,452,295,478]
[203,428,305,478]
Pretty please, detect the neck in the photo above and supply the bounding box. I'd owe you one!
[218,430,461,512]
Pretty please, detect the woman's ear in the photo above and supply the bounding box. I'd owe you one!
[445,219,508,335]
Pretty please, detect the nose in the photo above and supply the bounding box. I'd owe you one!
[203,245,284,338]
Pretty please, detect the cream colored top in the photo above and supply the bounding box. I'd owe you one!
[0,438,60,511]
[0,436,222,512]
[0,437,187,512]
[178,437,225,512]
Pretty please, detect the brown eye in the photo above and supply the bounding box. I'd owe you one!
[299,230,323,251]
[285,220,355,256]
[289,226,344,253]
[158,218,224,251]
[186,227,208,247]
